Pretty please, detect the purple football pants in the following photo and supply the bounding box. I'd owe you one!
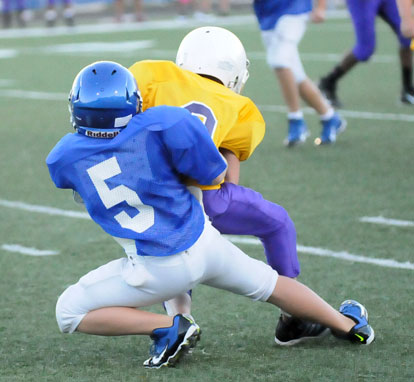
[347,0,411,61]
[202,182,300,278]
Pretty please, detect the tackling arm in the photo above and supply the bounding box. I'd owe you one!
[219,148,240,185]
[211,152,228,185]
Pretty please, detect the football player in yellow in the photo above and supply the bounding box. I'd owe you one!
[129,26,325,346]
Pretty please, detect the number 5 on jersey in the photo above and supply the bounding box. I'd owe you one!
[87,156,155,233]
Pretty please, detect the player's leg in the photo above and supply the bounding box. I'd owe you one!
[298,78,347,145]
[62,0,75,26]
[203,183,328,345]
[319,0,379,107]
[44,0,58,27]
[378,0,414,103]
[261,14,310,146]
[203,183,299,277]
[2,0,12,28]
[55,253,201,368]
[267,277,375,344]
[198,223,375,345]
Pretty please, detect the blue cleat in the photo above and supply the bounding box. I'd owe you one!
[284,118,309,147]
[143,314,201,368]
[338,300,375,345]
[315,113,347,145]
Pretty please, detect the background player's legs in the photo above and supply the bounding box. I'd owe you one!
[379,0,414,103]
[276,67,301,113]
[263,14,311,146]
[319,0,379,106]
[2,0,12,28]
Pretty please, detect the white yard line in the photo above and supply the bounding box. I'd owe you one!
[0,88,413,124]
[0,198,412,270]
[0,15,257,40]
[1,244,59,256]
[226,236,414,271]
[0,199,90,219]
[0,46,398,65]
[359,216,414,227]
[0,89,67,100]
[258,104,414,123]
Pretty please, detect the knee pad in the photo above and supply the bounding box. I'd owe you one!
[55,284,86,334]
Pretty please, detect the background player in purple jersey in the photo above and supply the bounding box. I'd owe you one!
[46,61,374,368]
[319,0,414,106]
[397,0,414,37]
[253,0,346,146]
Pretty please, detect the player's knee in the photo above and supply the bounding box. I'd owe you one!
[55,285,84,334]
[354,45,375,62]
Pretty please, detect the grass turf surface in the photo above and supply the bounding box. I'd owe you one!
[0,12,413,382]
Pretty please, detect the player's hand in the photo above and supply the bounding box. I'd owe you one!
[401,18,414,38]
[310,8,325,23]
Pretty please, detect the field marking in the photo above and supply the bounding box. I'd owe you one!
[0,199,90,219]
[0,49,18,59]
[359,216,414,227]
[0,44,399,65]
[0,198,412,270]
[0,88,413,124]
[0,15,257,40]
[1,244,59,256]
[0,89,67,100]
[42,40,155,54]
[258,104,414,123]
[226,236,414,270]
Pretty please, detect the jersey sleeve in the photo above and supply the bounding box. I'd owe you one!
[220,98,265,161]
[162,109,227,185]
[129,60,158,112]
[46,135,74,189]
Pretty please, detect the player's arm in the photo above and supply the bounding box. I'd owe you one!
[397,0,414,38]
[163,109,227,186]
[211,152,228,185]
[311,0,326,23]
[219,148,240,184]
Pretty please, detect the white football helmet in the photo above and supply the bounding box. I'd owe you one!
[176,26,250,94]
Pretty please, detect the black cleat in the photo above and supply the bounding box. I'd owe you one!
[143,314,201,369]
[319,77,342,108]
[275,315,329,346]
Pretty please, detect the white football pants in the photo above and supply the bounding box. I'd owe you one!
[261,13,309,83]
[56,219,278,333]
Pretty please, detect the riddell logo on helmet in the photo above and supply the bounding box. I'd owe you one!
[86,130,119,139]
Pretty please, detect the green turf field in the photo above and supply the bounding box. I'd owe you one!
[0,11,413,382]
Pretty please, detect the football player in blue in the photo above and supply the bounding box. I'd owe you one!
[46,61,375,369]
[253,0,346,146]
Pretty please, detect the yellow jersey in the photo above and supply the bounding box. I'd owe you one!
[129,60,265,189]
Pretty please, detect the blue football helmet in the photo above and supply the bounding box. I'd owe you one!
[69,61,141,137]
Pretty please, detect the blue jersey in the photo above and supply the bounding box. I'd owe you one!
[253,0,312,31]
[46,106,227,257]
